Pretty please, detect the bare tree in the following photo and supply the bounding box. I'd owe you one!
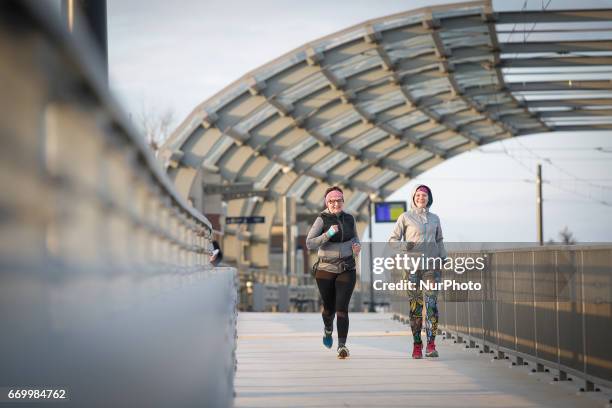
[558,226,577,245]
[136,105,176,152]
[547,226,577,245]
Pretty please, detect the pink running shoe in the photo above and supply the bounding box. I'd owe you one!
[426,340,439,357]
[412,342,423,359]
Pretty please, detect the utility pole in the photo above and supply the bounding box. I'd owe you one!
[368,197,375,313]
[536,164,543,246]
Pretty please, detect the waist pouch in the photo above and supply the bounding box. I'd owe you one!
[318,255,356,273]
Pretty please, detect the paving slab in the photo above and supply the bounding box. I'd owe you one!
[235,313,611,408]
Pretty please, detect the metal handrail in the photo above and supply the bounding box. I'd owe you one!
[390,245,612,391]
[0,2,236,406]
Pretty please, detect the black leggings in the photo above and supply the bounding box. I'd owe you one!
[315,269,356,345]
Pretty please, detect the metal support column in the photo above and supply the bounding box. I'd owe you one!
[282,196,296,276]
[536,164,543,245]
[368,197,375,312]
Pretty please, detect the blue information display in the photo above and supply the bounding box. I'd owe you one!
[374,202,406,223]
[226,216,265,224]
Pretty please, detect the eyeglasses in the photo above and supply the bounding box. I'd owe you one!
[328,199,344,205]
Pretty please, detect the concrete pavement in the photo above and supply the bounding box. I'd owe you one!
[235,313,611,408]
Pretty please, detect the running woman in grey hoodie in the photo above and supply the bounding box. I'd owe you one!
[389,184,447,359]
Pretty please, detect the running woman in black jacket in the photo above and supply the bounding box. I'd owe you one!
[306,186,360,359]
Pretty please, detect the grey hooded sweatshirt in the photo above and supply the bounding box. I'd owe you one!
[306,209,360,273]
[388,184,447,260]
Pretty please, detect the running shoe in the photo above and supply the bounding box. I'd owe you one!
[323,328,333,349]
[425,340,439,357]
[412,342,423,359]
[337,345,350,359]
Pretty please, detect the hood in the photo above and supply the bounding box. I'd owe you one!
[409,184,433,210]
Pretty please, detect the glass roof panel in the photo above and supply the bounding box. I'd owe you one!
[500,51,612,59]
[496,22,612,32]
[358,90,405,115]
[254,163,282,189]
[546,118,612,126]
[498,31,612,43]
[344,191,368,213]
[512,120,543,130]
[432,5,484,19]
[254,50,307,82]
[203,136,234,168]
[314,28,366,53]
[504,73,612,82]
[583,104,612,110]
[440,30,490,50]
[415,125,447,140]
[493,108,526,116]
[401,151,435,169]
[436,135,468,151]
[277,72,329,104]
[546,116,612,122]
[387,111,429,130]
[513,90,612,100]
[453,114,486,126]
[430,99,469,115]
[405,78,453,99]
[329,54,383,79]
[386,35,435,59]
[472,93,516,106]
[316,110,361,137]
[279,137,317,162]
[368,169,397,189]
[287,175,316,198]
[503,66,612,74]
[372,13,424,32]
[347,128,389,150]
[528,106,573,112]
[233,103,278,134]
[206,83,249,114]
[454,71,498,87]
[463,123,504,138]
[312,152,348,173]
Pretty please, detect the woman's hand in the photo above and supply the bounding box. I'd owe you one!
[326,225,339,237]
[352,242,361,256]
[209,249,219,263]
[403,241,415,252]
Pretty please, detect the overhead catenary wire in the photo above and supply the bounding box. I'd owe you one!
[483,0,612,206]
[496,139,612,206]
[509,135,612,191]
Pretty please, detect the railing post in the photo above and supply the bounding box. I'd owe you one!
[579,250,595,392]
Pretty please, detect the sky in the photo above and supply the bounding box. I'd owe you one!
[106,0,612,242]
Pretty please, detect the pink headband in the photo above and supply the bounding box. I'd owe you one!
[416,186,430,194]
[325,190,343,204]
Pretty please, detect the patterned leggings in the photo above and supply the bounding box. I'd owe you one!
[408,270,440,344]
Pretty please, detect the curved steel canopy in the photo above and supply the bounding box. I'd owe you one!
[160,0,612,267]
